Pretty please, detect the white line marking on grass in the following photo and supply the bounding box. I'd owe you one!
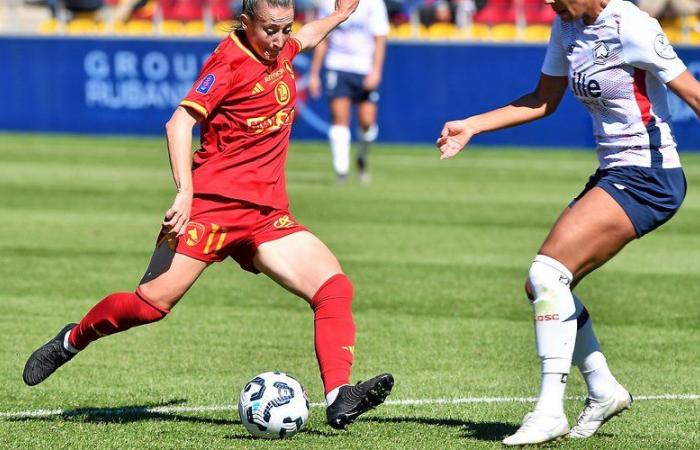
[1,394,698,420]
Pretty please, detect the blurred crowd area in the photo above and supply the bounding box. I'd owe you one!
[1,0,700,44]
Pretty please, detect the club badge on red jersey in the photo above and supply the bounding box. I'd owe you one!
[185,222,206,246]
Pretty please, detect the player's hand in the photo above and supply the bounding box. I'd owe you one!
[436,119,476,160]
[163,188,193,237]
[363,71,381,91]
[308,74,322,99]
[334,0,360,18]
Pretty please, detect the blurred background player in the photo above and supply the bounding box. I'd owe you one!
[23,0,394,430]
[308,0,389,183]
[437,0,700,445]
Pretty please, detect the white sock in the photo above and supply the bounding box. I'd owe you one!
[528,255,577,416]
[325,385,346,406]
[571,295,617,401]
[580,352,616,401]
[328,125,351,177]
[63,330,79,354]
[535,372,568,416]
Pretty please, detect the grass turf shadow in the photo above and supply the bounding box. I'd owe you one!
[7,398,239,426]
[365,416,519,442]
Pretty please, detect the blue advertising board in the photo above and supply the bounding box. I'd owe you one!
[0,36,698,149]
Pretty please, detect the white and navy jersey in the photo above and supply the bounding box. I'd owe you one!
[542,0,687,169]
[317,0,390,75]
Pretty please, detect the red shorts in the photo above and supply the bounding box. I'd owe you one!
[157,195,307,273]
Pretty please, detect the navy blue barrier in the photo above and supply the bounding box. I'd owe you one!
[1,36,698,149]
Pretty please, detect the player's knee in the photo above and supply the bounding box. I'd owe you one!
[310,274,354,310]
[136,285,179,314]
[527,254,573,299]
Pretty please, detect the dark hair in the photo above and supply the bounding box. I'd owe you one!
[241,0,295,19]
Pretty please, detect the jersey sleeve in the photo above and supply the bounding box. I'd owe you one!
[541,18,569,77]
[620,14,686,83]
[369,1,390,36]
[180,52,235,119]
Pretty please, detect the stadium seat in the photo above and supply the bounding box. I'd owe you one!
[37,18,61,35]
[210,0,233,21]
[523,24,551,42]
[467,23,492,40]
[214,21,235,36]
[66,18,102,35]
[663,26,682,44]
[688,30,700,45]
[522,0,556,24]
[160,19,185,34]
[473,0,516,25]
[125,19,155,35]
[160,0,205,21]
[390,22,419,39]
[491,23,518,41]
[427,22,458,40]
[184,20,206,36]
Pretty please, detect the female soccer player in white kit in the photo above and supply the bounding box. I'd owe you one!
[308,0,389,183]
[437,0,700,445]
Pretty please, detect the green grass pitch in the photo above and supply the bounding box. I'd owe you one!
[1,133,698,449]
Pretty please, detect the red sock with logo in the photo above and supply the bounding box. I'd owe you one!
[310,274,355,395]
[68,289,169,351]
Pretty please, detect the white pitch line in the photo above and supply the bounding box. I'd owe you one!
[1,394,698,420]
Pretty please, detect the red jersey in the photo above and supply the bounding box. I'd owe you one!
[180,31,302,209]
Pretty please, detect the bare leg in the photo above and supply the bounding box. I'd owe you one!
[505,187,636,445]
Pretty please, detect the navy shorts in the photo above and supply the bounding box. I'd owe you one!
[325,70,379,103]
[573,166,686,237]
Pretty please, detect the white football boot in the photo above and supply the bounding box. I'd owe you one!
[568,383,632,438]
[502,411,570,446]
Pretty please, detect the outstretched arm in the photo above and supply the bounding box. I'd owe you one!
[436,73,569,160]
[163,106,199,236]
[667,70,700,120]
[293,0,359,51]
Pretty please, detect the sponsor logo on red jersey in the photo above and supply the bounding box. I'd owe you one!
[246,108,295,134]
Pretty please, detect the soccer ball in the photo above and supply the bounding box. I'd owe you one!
[238,372,310,439]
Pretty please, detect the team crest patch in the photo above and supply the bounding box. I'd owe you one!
[196,74,216,94]
[185,222,206,246]
[593,42,609,65]
[273,215,295,229]
[275,81,291,106]
[654,34,676,60]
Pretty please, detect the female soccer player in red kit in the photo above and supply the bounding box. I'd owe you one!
[23,0,393,430]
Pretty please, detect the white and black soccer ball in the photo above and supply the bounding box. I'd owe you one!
[238,371,310,439]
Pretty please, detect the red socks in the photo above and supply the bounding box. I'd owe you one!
[68,289,169,351]
[310,274,355,394]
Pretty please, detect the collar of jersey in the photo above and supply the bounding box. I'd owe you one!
[230,31,273,66]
